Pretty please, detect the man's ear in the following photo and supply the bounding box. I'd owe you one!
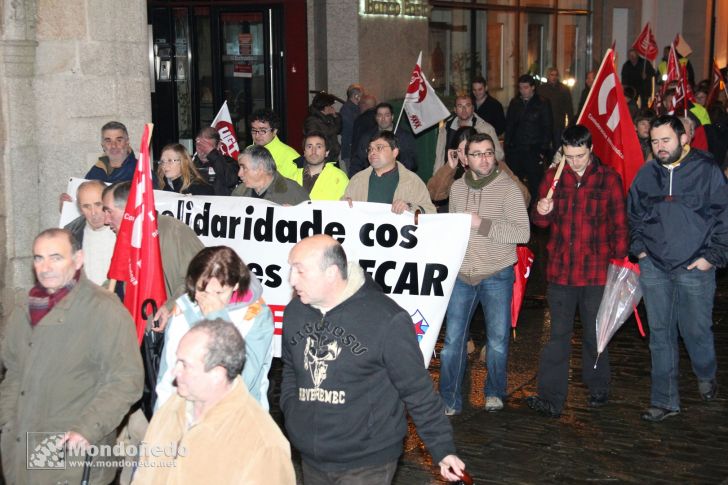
[73,249,85,271]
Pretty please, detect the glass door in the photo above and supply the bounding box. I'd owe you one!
[150,5,281,157]
[219,12,268,144]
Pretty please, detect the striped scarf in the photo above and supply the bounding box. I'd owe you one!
[28,270,80,327]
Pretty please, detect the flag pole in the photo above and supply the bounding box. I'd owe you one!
[393,102,406,134]
[545,151,565,200]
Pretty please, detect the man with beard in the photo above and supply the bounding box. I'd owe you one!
[627,115,728,422]
[292,131,349,200]
[86,121,137,182]
[527,125,628,418]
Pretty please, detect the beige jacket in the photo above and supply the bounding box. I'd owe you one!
[133,377,295,485]
[343,161,436,214]
[434,114,504,172]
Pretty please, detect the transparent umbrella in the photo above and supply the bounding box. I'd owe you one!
[594,257,643,368]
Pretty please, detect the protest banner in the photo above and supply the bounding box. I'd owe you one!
[61,181,471,367]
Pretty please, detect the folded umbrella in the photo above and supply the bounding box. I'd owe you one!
[594,257,643,368]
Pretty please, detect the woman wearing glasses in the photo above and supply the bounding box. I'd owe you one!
[156,143,215,195]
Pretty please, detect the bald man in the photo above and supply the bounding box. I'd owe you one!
[280,235,466,484]
[64,180,116,285]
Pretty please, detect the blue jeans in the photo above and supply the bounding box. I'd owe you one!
[439,267,514,411]
[639,257,717,411]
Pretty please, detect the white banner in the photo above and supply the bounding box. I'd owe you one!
[60,181,470,367]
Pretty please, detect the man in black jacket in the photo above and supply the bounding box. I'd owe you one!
[281,235,466,484]
[472,75,505,136]
[193,126,240,195]
[627,115,727,422]
[505,74,553,201]
[349,102,418,177]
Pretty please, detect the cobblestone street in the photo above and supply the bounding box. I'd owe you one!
[274,234,728,484]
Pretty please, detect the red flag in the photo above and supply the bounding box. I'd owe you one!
[511,246,534,329]
[675,63,695,114]
[578,49,645,195]
[631,23,658,62]
[211,101,240,160]
[107,124,167,344]
[706,59,724,106]
[664,43,681,90]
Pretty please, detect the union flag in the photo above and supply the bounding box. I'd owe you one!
[107,124,167,344]
[578,49,645,195]
[631,23,658,62]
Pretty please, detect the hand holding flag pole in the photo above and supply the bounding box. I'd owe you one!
[545,150,565,200]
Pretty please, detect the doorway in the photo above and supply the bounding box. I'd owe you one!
[149,4,285,157]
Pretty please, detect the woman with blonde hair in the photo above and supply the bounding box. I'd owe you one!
[157,143,214,195]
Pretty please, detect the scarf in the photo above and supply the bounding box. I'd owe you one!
[28,270,81,327]
[464,167,499,190]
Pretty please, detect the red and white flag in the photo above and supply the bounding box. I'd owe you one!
[211,101,240,160]
[631,22,658,62]
[706,59,724,106]
[107,124,167,344]
[665,42,681,87]
[674,63,696,114]
[578,49,645,195]
[402,52,450,134]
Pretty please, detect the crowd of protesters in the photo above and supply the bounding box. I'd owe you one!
[1,54,727,484]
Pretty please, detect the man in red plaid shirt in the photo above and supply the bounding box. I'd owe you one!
[526,125,629,418]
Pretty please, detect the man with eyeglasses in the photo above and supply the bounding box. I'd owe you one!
[349,102,418,177]
[434,95,504,173]
[343,131,435,214]
[439,132,530,415]
[192,126,241,195]
[249,108,299,180]
[527,125,628,418]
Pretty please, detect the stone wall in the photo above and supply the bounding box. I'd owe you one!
[0,0,152,332]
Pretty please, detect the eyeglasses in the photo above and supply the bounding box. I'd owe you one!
[160,159,181,165]
[467,151,495,159]
[250,128,272,135]
[367,144,391,154]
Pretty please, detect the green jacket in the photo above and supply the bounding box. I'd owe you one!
[231,171,310,205]
[158,214,205,303]
[292,163,349,201]
[0,275,144,485]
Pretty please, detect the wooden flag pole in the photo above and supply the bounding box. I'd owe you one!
[546,150,566,200]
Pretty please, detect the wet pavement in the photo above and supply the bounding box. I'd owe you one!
[273,229,728,484]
